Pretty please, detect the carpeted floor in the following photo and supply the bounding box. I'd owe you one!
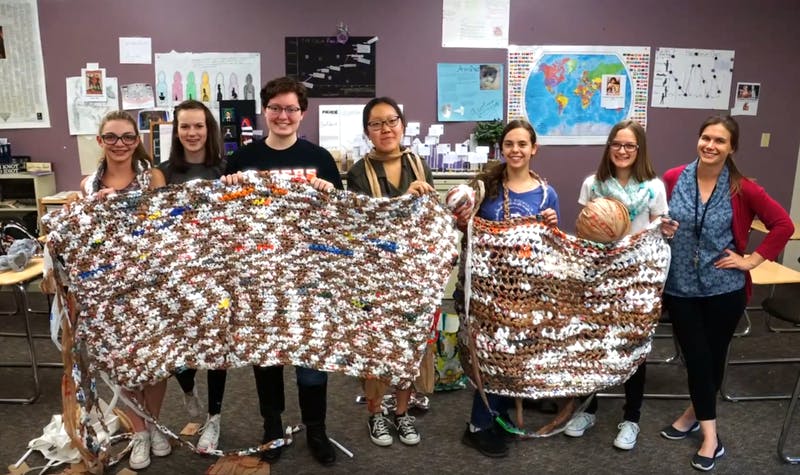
[1,285,799,475]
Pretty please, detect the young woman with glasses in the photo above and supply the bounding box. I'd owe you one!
[565,119,676,451]
[346,96,435,448]
[80,110,168,470]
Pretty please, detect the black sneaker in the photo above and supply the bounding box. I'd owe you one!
[462,424,509,458]
[306,424,336,466]
[660,421,700,440]
[369,412,394,447]
[394,412,420,445]
[691,442,724,472]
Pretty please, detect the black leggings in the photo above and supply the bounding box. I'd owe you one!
[585,361,646,423]
[664,288,746,421]
[174,369,228,415]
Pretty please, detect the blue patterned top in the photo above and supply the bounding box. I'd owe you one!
[664,160,745,297]
[478,185,560,222]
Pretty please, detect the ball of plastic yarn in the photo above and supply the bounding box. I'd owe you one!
[575,197,631,243]
[445,184,475,213]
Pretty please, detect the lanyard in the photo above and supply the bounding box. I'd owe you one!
[693,166,717,267]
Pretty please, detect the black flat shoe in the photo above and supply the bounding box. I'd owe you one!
[691,440,725,472]
[660,421,700,440]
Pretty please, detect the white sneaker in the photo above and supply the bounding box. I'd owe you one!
[129,431,151,470]
[183,388,202,418]
[368,412,393,447]
[149,424,172,457]
[198,414,221,452]
[613,421,640,450]
[564,412,596,437]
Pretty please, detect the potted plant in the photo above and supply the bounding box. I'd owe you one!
[472,120,504,160]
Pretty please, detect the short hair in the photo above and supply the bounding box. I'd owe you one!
[260,77,309,111]
[362,97,406,134]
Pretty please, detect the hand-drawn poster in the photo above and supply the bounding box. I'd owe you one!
[508,45,650,145]
[437,63,503,122]
[650,47,734,110]
[286,36,376,98]
[154,51,261,112]
[0,0,50,129]
[121,83,156,110]
[66,76,119,135]
[442,0,509,49]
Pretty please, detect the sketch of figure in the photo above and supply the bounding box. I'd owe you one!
[201,71,211,102]
[215,73,225,102]
[156,70,168,104]
[229,73,239,100]
[244,73,256,100]
[186,71,197,100]
[172,71,184,102]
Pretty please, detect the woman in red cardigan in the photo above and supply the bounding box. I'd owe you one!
[659,115,794,472]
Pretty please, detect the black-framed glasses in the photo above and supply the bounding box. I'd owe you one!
[101,133,138,145]
[265,104,302,115]
[608,142,639,152]
[366,116,401,131]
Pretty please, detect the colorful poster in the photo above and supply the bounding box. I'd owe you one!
[0,0,50,129]
[442,0,509,48]
[154,52,261,112]
[286,36,377,98]
[508,45,650,145]
[731,82,760,116]
[437,63,503,122]
[651,47,734,110]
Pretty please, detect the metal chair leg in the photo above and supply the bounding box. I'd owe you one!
[778,370,800,463]
[721,341,800,402]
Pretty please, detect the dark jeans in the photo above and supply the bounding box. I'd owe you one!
[664,288,746,420]
[470,390,513,430]
[584,362,646,423]
[253,365,328,423]
[174,369,228,415]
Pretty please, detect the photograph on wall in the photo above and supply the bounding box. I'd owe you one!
[137,109,169,133]
[81,67,107,102]
[0,0,50,129]
[286,36,376,98]
[507,45,650,145]
[731,81,760,116]
[437,63,503,122]
[650,47,734,110]
[154,51,261,111]
[121,83,155,110]
[600,74,626,109]
[66,76,119,135]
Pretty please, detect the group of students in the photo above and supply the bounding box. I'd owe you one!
[81,75,793,472]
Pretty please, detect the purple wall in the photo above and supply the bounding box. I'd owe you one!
[5,0,799,229]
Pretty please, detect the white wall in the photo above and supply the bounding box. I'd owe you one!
[783,141,800,270]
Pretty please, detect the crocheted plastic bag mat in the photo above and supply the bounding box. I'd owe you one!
[458,216,670,399]
[43,173,459,389]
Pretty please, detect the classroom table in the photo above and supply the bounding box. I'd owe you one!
[0,257,46,404]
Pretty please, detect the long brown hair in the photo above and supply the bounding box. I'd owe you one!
[168,100,223,172]
[472,120,538,200]
[698,115,744,194]
[596,120,655,182]
[97,110,151,170]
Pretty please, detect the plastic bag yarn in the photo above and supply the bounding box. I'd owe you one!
[458,216,670,399]
[43,173,459,390]
[575,197,631,243]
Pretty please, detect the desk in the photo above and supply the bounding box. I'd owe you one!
[0,257,46,404]
[751,219,800,240]
[750,258,800,285]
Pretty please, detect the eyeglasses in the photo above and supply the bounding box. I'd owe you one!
[366,116,401,131]
[100,133,138,145]
[265,105,302,115]
[608,142,639,152]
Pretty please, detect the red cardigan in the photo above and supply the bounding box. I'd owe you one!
[663,164,795,301]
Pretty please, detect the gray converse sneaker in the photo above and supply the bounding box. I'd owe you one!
[198,414,221,452]
[129,431,151,470]
[564,412,596,437]
[149,424,172,457]
[394,412,420,445]
[183,388,202,418]
[613,421,640,450]
[368,412,393,447]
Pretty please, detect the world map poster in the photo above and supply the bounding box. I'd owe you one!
[508,45,650,145]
